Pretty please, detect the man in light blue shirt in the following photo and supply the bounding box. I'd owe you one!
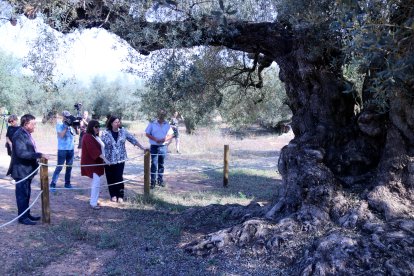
[50,110,75,189]
[145,109,174,188]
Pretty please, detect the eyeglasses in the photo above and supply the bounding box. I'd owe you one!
[94,126,100,129]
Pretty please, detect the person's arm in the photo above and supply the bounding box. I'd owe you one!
[57,124,69,138]
[146,133,162,144]
[145,123,160,144]
[6,128,13,147]
[13,133,42,160]
[6,136,12,147]
[125,130,146,150]
[164,126,174,142]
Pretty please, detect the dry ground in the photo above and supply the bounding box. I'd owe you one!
[0,122,293,275]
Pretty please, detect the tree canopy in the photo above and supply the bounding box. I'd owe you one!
[4,0,414,274]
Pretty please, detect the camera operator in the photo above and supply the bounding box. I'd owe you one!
[50,110,75,190]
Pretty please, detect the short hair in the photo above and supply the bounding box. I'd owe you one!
[106,115,121,131]
[20,114,35,127]
[157,109,167,118]
[86,120,100,136]
[8,114,18,123]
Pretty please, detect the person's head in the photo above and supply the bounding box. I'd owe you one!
[86,120,100,136]
[83,110,89,119]
[62,110,71,117]
[157,109,167,121]
[20,114,36,133]
[7,114,18,126]
[106,115,121,131]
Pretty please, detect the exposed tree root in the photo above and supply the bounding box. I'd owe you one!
[183,199,414,275]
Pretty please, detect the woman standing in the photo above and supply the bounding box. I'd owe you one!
[168,111,181,153]
[102,115,145,203]
[6,115,20,177]
[5,114,19,156]
[81,120,107,209]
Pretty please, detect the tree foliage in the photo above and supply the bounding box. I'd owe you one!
[0,49,42,114]
[141,46,291,133]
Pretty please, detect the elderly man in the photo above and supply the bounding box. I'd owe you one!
[145,110,174,188]
[9,114,46,225]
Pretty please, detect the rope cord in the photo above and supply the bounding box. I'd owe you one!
[51,176,142,191]
[13,165,41,185]
[0,190,43,229]
[40,154,144,168]
[149,165,223,176]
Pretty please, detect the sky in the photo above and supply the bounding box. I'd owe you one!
[0,3,146,85]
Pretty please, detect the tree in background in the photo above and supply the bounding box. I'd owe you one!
[142,47,291,133]
[0,49,42,114]
[141,48,225,133]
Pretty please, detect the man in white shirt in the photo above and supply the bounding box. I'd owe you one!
[145,109,174,188]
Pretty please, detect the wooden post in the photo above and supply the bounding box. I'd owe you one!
[223,145,229,187]
[40,157,51,224]
[144,149,150,200]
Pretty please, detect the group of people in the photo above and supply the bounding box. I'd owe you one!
[5,109,181,225]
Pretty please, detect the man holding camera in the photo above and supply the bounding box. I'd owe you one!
[50,110,75,190]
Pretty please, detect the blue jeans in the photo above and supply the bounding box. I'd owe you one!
[51,149,74,186]
[150,145,167,184]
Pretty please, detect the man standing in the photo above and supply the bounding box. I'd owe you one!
[9,114,45,225]
[145,110,174,188]
[50,110,75,190]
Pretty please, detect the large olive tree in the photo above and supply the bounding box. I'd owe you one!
[6,0,414,274]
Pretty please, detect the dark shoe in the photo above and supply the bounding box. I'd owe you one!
[158,181,165,187]
[64,184,73,189]
[150,182,156,189]
[90,205,101,210]
[19,218,36,225]
[28,215,41,221]
[50,183,56,192]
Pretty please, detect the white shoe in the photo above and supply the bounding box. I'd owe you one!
[118,198,124,203]
[111,196,117,202]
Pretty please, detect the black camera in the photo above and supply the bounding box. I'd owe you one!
[63,115,82,127]
[74,103,82,111]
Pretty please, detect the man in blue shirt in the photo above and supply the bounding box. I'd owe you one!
[50,110,75,189]
[145,109,174,188]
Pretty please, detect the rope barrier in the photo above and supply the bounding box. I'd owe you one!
[149,165,223,176]
[13,165,41,185]
[0,190,43,229]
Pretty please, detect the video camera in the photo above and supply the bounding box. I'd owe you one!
[63,115,82,127]
[63,103,83,128]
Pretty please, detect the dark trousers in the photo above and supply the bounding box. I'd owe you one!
[105,162,125,199]
[150,145,167,184]
[51,149,74,186]
[15,178,32,221]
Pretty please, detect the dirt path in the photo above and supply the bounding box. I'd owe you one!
[0,129,293,274]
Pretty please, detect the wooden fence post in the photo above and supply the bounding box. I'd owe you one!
[223,145,229,187]
[40,157,51,224]
[144,149,150,200]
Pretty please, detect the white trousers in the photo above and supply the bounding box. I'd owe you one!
[90,173,101,207]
